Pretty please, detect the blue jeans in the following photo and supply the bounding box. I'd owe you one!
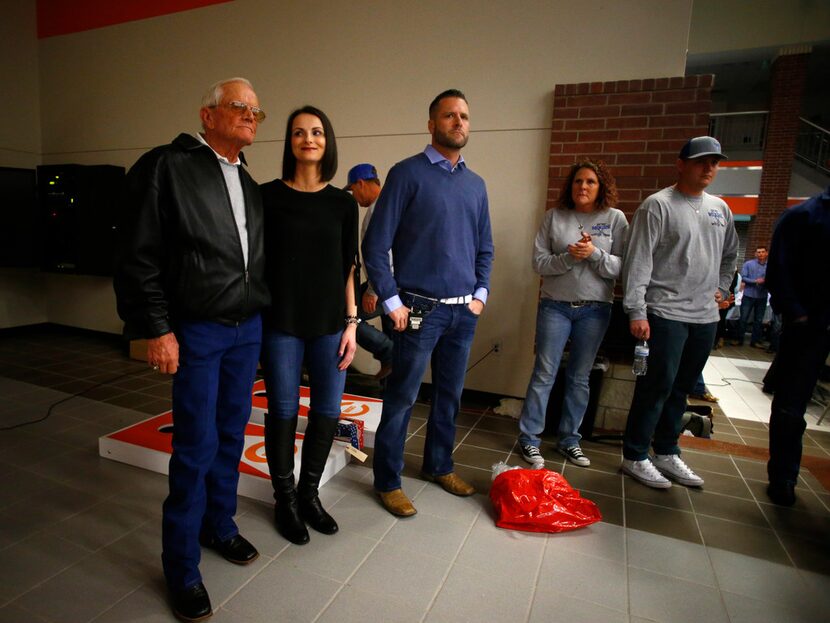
[162,315,262,591]
[373,297,479,492]
[693,373,706,395]
[737,295,767,345]
[623,315,716,460]
[357,282,394,365]
[260,329,346,420]
[356,321,393,364]
[768,320,830,484]
[518,299,611,448]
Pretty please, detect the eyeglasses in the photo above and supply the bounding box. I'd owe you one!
[212,101,266,122]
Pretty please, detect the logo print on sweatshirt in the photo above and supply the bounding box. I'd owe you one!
[708,209,726,227]
[590,223,612,237]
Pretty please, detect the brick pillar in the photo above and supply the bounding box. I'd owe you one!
[750,48,810,258]
[549,75,713,220]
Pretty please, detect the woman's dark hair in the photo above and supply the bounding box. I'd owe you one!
[281,105,338,182]
[558,158,618,210]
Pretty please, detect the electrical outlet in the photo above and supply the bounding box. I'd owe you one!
[492,341,502,354]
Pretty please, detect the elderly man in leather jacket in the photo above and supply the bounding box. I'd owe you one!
[114,77,270,622]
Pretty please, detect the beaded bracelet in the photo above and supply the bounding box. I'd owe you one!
[345,315,361,326]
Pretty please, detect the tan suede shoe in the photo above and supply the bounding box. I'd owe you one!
[422,472,476,497]
[377,489,417,517]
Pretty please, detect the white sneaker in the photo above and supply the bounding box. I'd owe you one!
[652,454,704,487]
[621,458,671,489]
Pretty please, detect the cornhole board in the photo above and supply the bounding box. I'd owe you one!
[98,381,383,503]
[248,380,383,448]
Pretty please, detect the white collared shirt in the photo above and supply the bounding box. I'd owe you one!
[196,132,249,267]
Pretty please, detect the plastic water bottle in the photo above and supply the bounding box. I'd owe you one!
[632,340,649,376]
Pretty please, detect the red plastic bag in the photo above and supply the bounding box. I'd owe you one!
[489,468,602,533]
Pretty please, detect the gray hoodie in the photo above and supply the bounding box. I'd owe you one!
[622,186,738,323]
[533,207,629,302]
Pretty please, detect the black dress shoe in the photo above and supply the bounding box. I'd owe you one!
[171,582,212,622]
[767,481,796,506]
[200,534,259,565]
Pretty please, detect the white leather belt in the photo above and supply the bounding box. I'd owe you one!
[438,294,473,305]
[403,291,473,305]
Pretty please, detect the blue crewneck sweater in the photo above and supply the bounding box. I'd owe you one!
[362,151,494,307]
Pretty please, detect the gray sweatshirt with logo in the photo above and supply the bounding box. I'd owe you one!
[622,186,738,323]
[533,207,629,302]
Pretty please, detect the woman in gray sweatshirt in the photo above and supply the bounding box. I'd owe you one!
[518,159,629,468]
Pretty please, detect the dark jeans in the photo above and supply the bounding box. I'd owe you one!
[356,282,394,365]
[373,296,479,492]
[767,313,782,353]
[767,319,830,484]
[693,373,706,395]
[737,295,767,345]
[162,315,262,591]
[716,305,732,341]
[623,315,717,460]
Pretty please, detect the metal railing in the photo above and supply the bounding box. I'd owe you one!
[795,118,830,175]
[710,112,830,176]
[709,111,768,151]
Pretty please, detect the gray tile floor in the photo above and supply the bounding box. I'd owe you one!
[0,327,829,622]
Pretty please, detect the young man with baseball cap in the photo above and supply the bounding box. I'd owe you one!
[345,163,395,379]
[621,136,738,489]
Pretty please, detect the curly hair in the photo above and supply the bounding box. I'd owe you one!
[558,158,618,210]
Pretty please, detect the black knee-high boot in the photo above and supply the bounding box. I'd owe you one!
[298,414,339,535]
[265,416,309,545]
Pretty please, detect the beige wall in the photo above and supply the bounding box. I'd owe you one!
[689,0,830,54]
[4,0,694,396]
[0,0,40,169]
[0,269,47,328]
[0,1,43,328]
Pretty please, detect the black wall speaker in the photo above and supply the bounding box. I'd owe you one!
[38,164,125,277]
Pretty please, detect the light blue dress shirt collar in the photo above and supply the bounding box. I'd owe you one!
[424,144,466,173]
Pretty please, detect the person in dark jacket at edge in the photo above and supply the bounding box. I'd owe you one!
[765,186,830,506]
[114,77,270,622]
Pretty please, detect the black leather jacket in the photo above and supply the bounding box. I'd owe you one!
[114,133,270,339]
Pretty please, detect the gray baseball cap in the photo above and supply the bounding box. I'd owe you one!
[679,136,727,160]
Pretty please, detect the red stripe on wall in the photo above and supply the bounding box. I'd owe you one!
[721,196,758,215]
[37,0,233,38]
[719,160,763,168]
[720,196,806,215]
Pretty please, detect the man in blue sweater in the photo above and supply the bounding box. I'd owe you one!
[363,89,494,517]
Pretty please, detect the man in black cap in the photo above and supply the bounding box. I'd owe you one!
[621,136,738,489]
[345,163,394,379]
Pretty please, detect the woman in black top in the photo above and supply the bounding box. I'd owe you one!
[260,106,359,545]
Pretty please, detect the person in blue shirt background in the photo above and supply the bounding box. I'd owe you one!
[734,246,769,347]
